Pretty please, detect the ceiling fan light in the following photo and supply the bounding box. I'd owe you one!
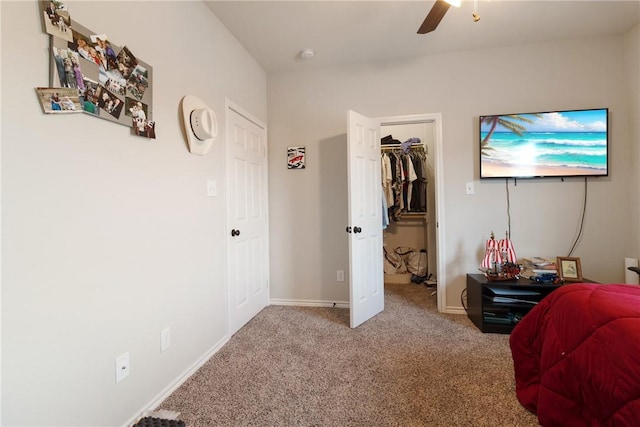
[444,0,461,8]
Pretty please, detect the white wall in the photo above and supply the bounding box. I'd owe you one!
[624,24,640,259]
[267,33,636,311]
[1,1,266,426]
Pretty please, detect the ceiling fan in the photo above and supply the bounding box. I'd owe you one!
[418,0,480,34]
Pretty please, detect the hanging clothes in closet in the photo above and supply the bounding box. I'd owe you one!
[381,137,428,222]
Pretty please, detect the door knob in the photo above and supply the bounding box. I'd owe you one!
[231,229,241,237]
[353,226,362,233]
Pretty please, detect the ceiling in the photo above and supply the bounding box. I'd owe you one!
[205,0,640,73]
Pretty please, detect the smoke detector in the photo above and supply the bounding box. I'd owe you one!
[299,48,315,60]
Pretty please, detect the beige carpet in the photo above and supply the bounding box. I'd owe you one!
[159,283,539,426]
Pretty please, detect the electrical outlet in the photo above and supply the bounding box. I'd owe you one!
[337,270,345,282]
[161,328,170,352]
[465,181,475,195]
[115,352,130,383]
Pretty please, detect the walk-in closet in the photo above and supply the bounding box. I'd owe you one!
[381,121,436,285]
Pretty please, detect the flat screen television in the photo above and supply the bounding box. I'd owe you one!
[479,108,608,179]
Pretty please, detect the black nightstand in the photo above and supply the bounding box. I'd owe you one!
[466,273,562,334]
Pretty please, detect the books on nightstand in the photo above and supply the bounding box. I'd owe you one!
[524,256,557,268]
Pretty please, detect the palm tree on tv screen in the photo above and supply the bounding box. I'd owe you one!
[481,114,541,156]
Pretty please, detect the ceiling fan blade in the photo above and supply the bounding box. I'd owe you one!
[417,0,451,34]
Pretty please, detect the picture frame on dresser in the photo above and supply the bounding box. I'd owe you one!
[557,256,583,282]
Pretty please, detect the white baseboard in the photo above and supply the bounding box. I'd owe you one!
[271,298,463,314]
[270,298,349,309]
[122,335,230,427]
[445,306,467,315]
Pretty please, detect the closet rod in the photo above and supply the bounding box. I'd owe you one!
[380,143,424,151]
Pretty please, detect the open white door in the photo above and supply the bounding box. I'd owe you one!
[347,110,384,328]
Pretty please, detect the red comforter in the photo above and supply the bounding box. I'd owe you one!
[510,283,640,427]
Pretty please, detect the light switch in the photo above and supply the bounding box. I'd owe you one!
[207,180,217,197]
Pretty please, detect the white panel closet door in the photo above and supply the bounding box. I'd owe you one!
[226,104,269,336]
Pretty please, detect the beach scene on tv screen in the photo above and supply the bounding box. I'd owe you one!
[480,109,608,178]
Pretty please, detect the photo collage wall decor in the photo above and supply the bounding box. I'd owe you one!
[37,1,155,138]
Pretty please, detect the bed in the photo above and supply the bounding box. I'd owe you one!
[509,283,640,426]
